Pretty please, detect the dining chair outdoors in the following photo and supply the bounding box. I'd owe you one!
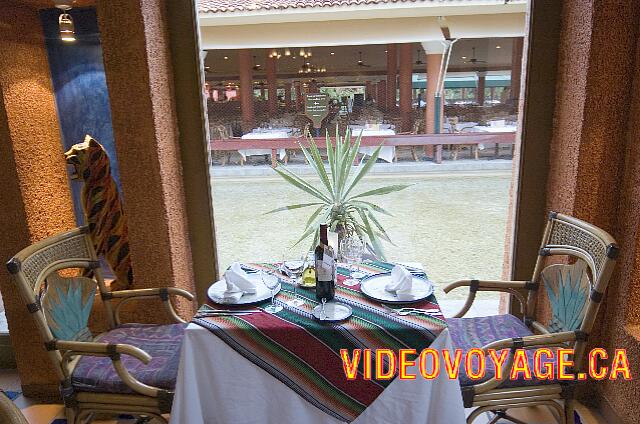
[395,119,422,162]
[6,227,194,424]
[212,124,243,166]
[445,212,618,424]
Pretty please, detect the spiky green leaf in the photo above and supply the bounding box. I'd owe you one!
[264,202,323,214]
[273,165,330,203]
[343,144,382,198]
[350,184,412,200]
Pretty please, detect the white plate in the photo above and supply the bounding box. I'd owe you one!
[207,274,280,305]
[360,274,434,304]
[283,260,304,271]
[312,302,352,322]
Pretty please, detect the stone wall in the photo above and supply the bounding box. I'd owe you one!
[0,1,76,397]
[541,1,640,422]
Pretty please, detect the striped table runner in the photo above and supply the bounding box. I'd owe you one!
[192,261,447,423]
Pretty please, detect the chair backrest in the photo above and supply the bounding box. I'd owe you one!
[411,119,423,134]
[526,213,618,361]
[6,227,113,380]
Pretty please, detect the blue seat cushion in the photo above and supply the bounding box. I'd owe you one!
[72,323,185,393]
[448,314,557,387]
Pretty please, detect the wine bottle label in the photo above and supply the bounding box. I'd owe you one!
[322,246,334,269]
[316,263,332,281]
[317,246,335,281]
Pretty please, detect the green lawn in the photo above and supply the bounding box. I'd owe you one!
[211,170,511,301]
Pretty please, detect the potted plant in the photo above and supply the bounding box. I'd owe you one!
[266,127,410,259]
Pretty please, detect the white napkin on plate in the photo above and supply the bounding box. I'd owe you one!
[218,263,258,302]
[384,265,416,300]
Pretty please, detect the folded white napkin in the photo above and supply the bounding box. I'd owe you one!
[216,290,244,304]
[384,265,416,300]
[219,263,258,303]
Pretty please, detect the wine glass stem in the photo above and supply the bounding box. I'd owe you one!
[270,289,275,307]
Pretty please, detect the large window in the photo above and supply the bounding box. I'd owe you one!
[202,34,524,316]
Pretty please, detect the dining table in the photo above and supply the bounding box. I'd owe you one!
[239,128,290,162]
[472,124,517,157]
[170,261,466,424]
[349,127,397,163]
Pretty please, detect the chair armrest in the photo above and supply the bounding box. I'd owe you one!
[108,288,194,325]
[54,339,152,364]
[443,280,530,318]
[482,330,577,351]
[109,287,194,301]
[464,331,579,399]
[458,330,580,407]
[54,340,164,398]
[443,279,530,292]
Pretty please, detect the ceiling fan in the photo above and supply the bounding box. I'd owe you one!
[357,52,371,67]
[464,47,487,64]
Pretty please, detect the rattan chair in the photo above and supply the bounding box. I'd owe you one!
[445,212,618,424]
[395,119,422,162]
[6,227,193,424]
[0,392,28,424]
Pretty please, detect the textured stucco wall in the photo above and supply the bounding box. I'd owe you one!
[0,2,76,396]
[97,0,196,321]
[595,20,640,424]
[542,1,640,422]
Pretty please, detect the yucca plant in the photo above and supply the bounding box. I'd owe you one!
[266,126,410,259]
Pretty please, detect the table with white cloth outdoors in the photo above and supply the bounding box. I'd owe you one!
[472,123,518,157]
[348,126,397,163]
[472,124,518,133]
[170,261,465,424]
[239,128,290,161]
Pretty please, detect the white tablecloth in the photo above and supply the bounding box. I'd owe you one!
[239,130,290,160]
[348,124,394,131]
[472,125,517,133]
[352,128,396,163]
[170,326,465,424]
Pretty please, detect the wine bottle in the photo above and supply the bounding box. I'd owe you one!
[315,224,335,302]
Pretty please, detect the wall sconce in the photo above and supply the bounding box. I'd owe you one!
[58,13,75,42]
[55,1,76,42]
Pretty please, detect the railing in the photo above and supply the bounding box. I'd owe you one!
[210,132,516,166]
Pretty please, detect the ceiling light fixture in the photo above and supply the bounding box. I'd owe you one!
[461,56,467,59]
[330,52,335,55]
[55,1,76,42]
[223,56,229,60]
[284,48,291,56]
[496,45,501,49]
[299,48,306,57]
